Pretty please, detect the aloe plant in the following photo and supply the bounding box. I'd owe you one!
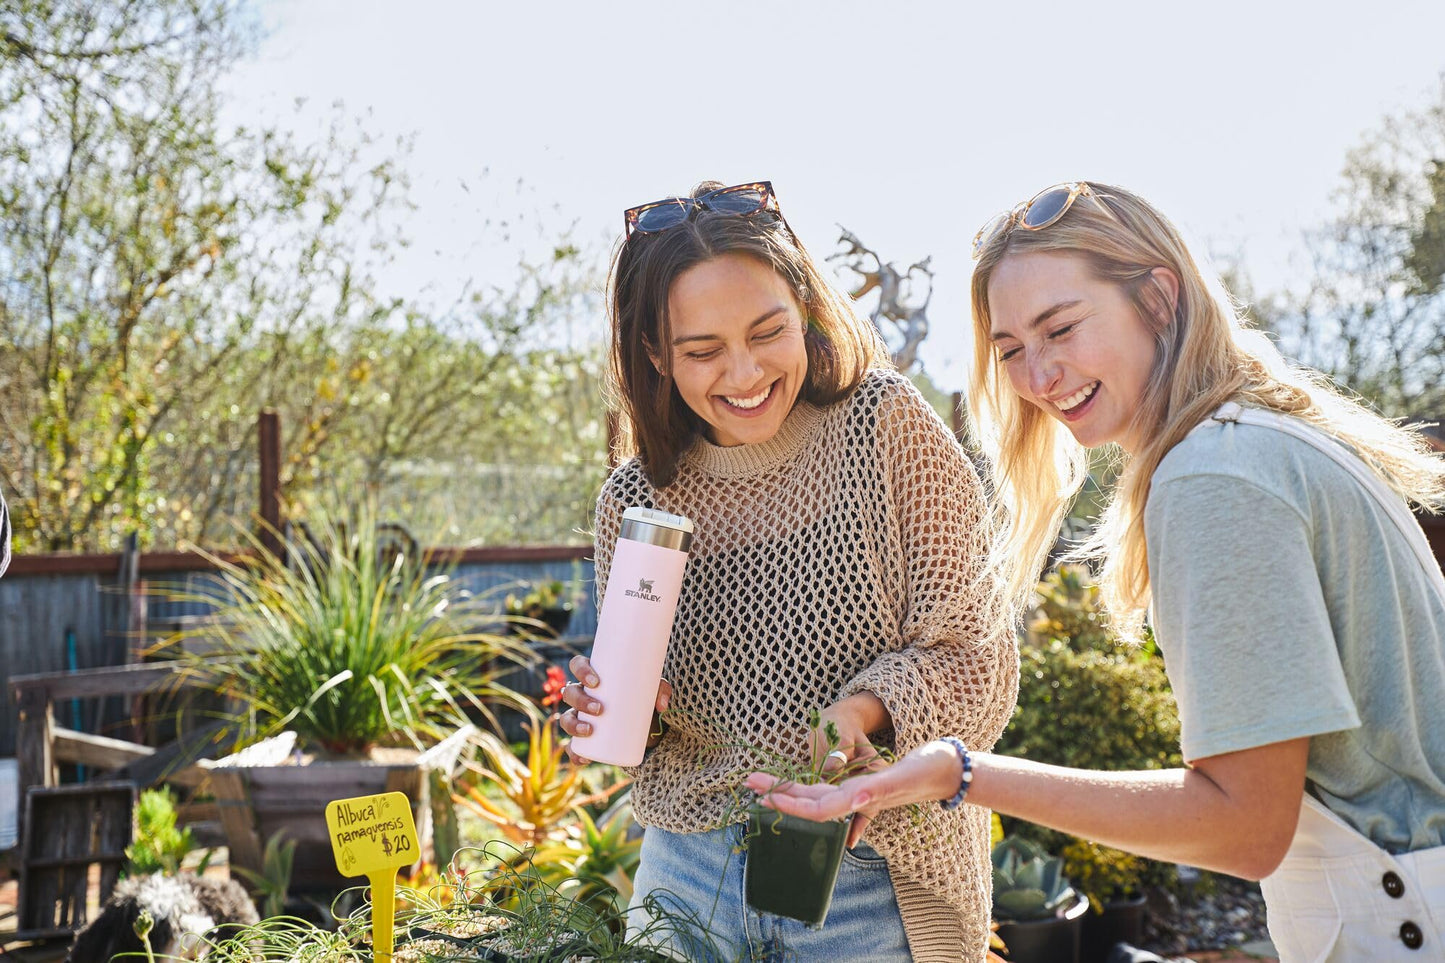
[991,836,1080,921]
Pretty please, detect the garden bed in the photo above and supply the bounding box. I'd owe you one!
[1139,875,1271,959]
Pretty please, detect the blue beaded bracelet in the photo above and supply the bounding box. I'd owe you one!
[938,737,973,810]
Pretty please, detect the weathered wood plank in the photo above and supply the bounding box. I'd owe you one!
[10,661,190,700]
[52,727,155,769]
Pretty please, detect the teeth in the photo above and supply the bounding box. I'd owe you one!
[1057,382,1098,413]
[724,383,773,410]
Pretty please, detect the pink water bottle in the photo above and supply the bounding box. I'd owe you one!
[570,507,693,766]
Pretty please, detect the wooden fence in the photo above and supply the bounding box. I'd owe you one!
[0,545,596,758]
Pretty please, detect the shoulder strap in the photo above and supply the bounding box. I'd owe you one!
[1203,402,1445,602]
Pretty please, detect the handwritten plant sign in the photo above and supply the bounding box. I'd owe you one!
[325,791,419,961]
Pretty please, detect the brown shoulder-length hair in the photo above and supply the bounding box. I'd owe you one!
[607,181,886,487]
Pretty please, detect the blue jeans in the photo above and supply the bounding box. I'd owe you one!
[627,823,912,962]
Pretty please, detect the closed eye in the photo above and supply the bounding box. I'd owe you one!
[684,348,721,361]
[1047,320,1082,340]
[754,325,785,341]
[997,344,1021,362]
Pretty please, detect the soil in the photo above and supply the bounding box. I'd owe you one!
[1137,874,1273,960]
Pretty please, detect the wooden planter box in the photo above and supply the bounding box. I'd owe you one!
[202,727,473,894]
[15,782,135,940]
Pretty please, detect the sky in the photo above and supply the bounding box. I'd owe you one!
[218,0,1445,391]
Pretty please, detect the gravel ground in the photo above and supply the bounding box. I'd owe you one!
[1138,874,1271,959]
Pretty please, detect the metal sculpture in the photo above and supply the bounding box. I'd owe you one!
[829,227,934,372]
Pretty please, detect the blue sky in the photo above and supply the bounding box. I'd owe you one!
[220,0,1445,390]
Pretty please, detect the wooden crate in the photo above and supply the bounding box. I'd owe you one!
[15,782,134,940]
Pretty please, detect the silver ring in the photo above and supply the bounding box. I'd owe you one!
[825,749,849,764]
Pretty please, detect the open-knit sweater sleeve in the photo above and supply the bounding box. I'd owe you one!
[838,379,1018,756]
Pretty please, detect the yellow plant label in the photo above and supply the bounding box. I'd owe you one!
[326,791,419,962]
[326,791,419,877]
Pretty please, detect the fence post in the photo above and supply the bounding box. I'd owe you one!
[258,409,282,558]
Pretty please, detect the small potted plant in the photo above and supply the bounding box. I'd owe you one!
[740,711,882,929]
[504,579,576,638]
[1061,838,1149,963]
[991,836,1090,963]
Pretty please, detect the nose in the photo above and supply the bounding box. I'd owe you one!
[726,347,763,387]
[1026,347,1061,399]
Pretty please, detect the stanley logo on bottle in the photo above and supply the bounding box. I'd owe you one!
[624,577,662,602]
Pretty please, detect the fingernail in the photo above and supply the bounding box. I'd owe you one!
[579,723,592,735]
[587,702,601,714]
[659,694,670,710]
[587,675,600,687]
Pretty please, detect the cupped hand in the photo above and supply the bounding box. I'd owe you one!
[745,740,964,849]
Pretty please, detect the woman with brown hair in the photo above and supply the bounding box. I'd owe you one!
[555,180,1018,962]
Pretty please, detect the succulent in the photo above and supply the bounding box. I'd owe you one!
[991,836,1079,921]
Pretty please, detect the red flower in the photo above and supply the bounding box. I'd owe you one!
[541,665,568,708]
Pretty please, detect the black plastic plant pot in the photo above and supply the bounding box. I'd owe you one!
[1079,892,1148,963]
[995,891,1090,963]
[540,604,574,636]
[744,803,848,929]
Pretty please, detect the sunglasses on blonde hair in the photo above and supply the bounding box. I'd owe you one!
[624,181,780,238]
[971,182,1117,259]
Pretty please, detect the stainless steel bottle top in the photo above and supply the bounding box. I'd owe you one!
[620,506,693,553]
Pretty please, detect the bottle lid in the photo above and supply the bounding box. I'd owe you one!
[621,507,694,533]
[620,507,693,552]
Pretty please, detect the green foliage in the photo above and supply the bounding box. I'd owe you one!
[510,805,643,922]
[999,565,1181,891]
[231,830,296,919]
[455,713,627,847]
[1026,564,1112,653]
[991,836,1079,922]
[1060,838,1145,912]
[1003,569,1182,774]
[503,579,579,635]
[0,0,611,553]
[1272,75,1445,418]
[125,788,210,876]
[156,502,530,755]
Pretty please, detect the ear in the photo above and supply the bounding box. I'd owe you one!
[1145,267,1181,327]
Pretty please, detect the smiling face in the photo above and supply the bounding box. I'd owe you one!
[986,251,1163,454]
[663,252,809,447]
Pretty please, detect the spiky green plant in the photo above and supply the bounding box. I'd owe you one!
[126,787,211,876]
[157,504,532,756]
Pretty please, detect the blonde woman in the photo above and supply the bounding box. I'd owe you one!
[750,182,1445,962]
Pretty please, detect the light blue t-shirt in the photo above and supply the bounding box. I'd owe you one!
[1146,417,1445,853]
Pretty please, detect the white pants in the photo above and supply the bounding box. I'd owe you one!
[1260,796,1445,962]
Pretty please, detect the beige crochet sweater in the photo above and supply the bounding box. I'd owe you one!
[593,370,1019,962]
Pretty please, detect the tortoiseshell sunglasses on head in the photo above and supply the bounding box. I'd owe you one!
[624,181,779,238]
[971,182,1118,259]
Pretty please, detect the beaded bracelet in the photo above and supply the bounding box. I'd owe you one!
[938,737,973,810]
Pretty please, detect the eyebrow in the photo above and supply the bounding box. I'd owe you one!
[989,299,1084,341]
[671,306,789,346]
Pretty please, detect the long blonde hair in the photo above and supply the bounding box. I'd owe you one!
[968,181,1445,638]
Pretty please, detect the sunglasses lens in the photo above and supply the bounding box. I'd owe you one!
[634,200,690,233]
[706,186,767,214]
[972,212,1012,257]
[1020,186,1075,229]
